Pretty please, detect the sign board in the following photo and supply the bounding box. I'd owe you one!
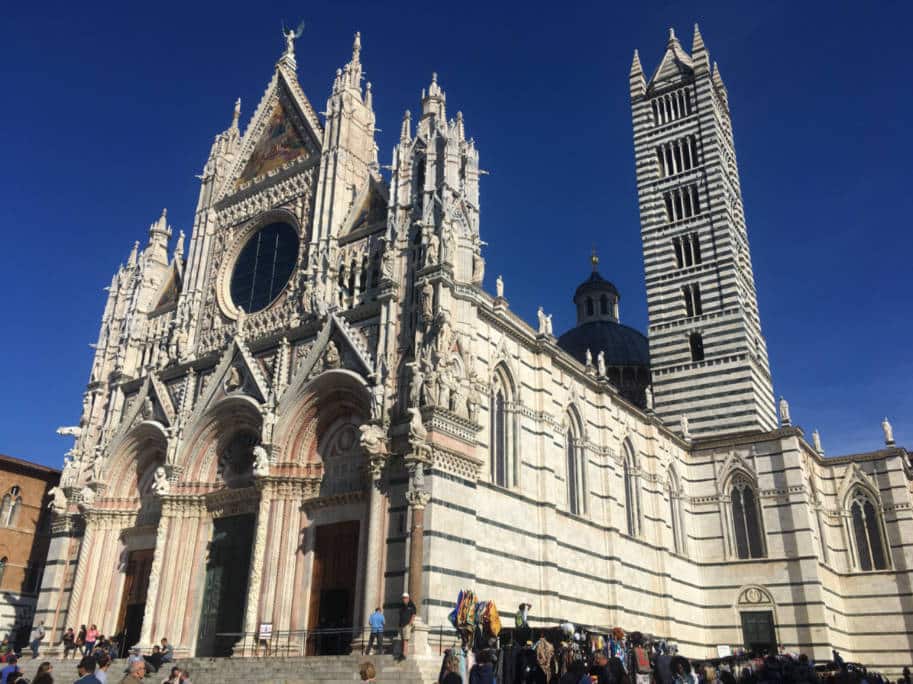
[717,645,732,658]
[258,623,273,641]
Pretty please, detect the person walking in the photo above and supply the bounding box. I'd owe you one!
[76,626,86,655]
[29,621,46,658]
[31,662,53,684]
[74,656,101,684]
[366,607,385,655]
[397,592,416,661]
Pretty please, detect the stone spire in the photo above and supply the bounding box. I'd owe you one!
[629,50,646,96]
[127,240,139,268]
[691,23,710,73]
[231,97,241,132]
[400,110,412,142]
[421,72,446,120]
[174,230,185,263]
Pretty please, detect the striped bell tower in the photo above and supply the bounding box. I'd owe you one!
[630,26,776,437]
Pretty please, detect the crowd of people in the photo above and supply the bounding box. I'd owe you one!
[417,594,911,684]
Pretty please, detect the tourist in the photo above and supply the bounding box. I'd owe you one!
[439,652,462,684]
[359,661,377,683]
[161,666,181,684]
[75,656,102,684]
[178,669,191,683]
[398,592,416,661]
[366,607,385,655]
[119,661,146,684]
[84,625,99,655]
[558,659,588,684]
[903,667,912,684]
[469,649,495,684]
[144,645,164,673]
[76,626,87,655]
[32,662,53,684]
[62,628,77,659]
[29,621,46,658]
[589,652,612,684]
[0,639,12,663]
[160,638,174,663]
[125,647,143,672]
[0,656,19,684]
[95,653,112,684]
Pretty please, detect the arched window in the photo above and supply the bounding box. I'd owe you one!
[586,298,594,316]
[1,487,21,528]
[490,366,514,488]
[623,442,640,536]
[731,476,765,559]
[566,410,585,516]
[600,295,609,315]
[668,469,685,555]
[849,488,888,571]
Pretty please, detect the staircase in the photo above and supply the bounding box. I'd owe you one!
[18,653,442,683]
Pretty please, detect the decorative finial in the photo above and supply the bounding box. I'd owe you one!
[432,72,438,84]
[282,20,305,61]
[353,31,361,58]
[668,27,676,43]
[232,97,241,127]
[400,109,412,142]
[590,246,599,272]
[365,81,373,108]
[882,417,895,446]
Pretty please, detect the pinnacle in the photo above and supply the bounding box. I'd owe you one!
[668,27,677,44]
[630,49,643,76]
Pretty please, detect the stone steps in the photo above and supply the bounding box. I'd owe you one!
[18,653,442,683]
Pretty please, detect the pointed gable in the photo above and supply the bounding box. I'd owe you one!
[221,66,323,199]
[648,29,694,89]
[340,176,388,237]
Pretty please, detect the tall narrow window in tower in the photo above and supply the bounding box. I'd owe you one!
[490,369,513,488]
[731,477,765,559]
[850,489,889,571]
[689,332,705,362]
[689,232,702,264]
[623,443,640,536]
[600,295,609,315]
[1,487,21,528]
[586,298,594,316]
[673,238,684,268]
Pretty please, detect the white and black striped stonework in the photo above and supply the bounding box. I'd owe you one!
[630,27,777,437]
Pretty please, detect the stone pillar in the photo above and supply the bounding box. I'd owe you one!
[34,514,84,656]
[242,481,273,651]
[405,489,429,608]
[138,506,171,648]
[361,461,386,630]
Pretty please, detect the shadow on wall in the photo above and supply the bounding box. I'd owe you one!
[2,590,36,649]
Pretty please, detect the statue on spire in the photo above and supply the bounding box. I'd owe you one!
[591,246,599,272]
[282,20,305,59]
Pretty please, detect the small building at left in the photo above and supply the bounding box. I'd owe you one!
[0,454,59,647]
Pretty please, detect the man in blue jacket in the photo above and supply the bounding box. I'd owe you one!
[366,606,385,655]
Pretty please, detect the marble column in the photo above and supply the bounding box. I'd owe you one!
[138,506,171,648]
[360,460,387,629]
[405,488,430,611]
[243,480,273,650]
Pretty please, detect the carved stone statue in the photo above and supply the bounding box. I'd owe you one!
[585,348,593,369]
[359,424,388,457]
[56,426,82,438]
[441,225,455,264]
[142,396,154,420]
[421,282,434,325]
[236,308,247,338]
[472,253,485,284]
[467,382,482,423]
[381,242,395,279]
[597,351,606,377]
[778,396,791,426]
[151,466,170,495]
[496,274,504,299]
[407,406,427,443]
[812,429,822,453]
[225,366,243,392]
[324,341,341,369]
[47,486,67,514]
[408,363,424,408]
[252,445,270,477]
[645,385,654,412]
[90,454,106,483]
[545,314,553,336]
[883,417,894,445]
[680,414,691,441]
[425,232,439,267]
[537,307,547,335]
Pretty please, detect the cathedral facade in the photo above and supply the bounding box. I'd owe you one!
[38,26,913,673]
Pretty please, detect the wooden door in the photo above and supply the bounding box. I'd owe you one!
[740,610,776,655]
[117,548,154,650]
[307,521,360,654]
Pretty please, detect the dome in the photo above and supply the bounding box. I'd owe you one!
[557,320,650,368]
[574,270,619,301]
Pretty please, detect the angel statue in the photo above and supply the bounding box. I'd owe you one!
[252,444,270,477]
[283,21,305,57]
[47,486,67,514]
[151,466,170,495]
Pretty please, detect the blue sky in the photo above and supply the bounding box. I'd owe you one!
[1,1,910,469]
